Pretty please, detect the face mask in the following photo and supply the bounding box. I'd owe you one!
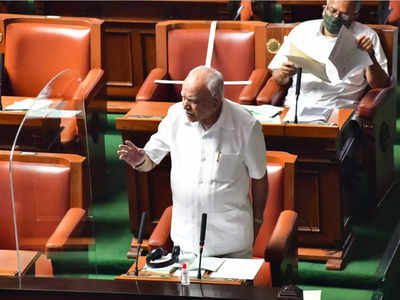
[323,13,352,35]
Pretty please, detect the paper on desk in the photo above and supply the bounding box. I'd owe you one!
[286,40,330,82]
[26,108,81,118]
[188,256,224,272]
[303,290,322,300]
[208,258,263,280]
[4,99,52,111]
[283,105,332,124]
[329,26,373,80]
[241,104,283,124]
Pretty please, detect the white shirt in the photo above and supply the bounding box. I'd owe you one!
[269,19,388,109]
[144,99,266,256]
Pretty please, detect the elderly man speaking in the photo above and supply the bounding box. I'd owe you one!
[118,66,268,258]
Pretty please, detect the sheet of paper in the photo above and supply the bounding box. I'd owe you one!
[329,26,373,80]
[208,258,263,280]
[241,104,283,124]
[174,269,205,278]
[303,290,322,300]
[287,41,330,82]
[4,99,52,111]
[188,256,224,272]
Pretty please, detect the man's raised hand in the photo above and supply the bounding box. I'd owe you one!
[117,140,145,168]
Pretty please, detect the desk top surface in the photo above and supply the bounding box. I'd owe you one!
[0,250,38,276]
[116,101,354,139]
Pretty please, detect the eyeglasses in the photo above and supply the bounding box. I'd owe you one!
[323,5,355,21]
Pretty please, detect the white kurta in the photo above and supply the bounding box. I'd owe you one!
[144,99,266,256]
[269,19,388,109]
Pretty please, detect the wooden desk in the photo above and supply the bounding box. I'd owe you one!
[116,101,355,269]
[0,250,38,276]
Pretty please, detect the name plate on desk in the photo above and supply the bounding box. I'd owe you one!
[128,115,164,119]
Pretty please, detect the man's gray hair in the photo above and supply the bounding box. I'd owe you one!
[187,65,224,99]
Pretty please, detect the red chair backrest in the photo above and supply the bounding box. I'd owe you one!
[5,22,90,97]
[167,28,255,102]
[253,163,283,258]
[0,161,71,250]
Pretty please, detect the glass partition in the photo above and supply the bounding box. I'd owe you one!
[4,69,96,279]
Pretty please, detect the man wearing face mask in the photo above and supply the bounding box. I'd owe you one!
[268,0,390,109]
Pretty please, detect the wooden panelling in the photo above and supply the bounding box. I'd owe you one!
[104,29,134,87]
[295,169,320,233]
[103,22,157,99]
[141,33,156,77]
[277,0,389,24]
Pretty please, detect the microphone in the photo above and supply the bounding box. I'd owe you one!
[197,213,207,279]
[234,5,244,21]
[294,67,302,124]
[134,212,147,276]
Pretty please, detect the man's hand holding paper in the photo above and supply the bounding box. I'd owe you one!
[328,25,373,80]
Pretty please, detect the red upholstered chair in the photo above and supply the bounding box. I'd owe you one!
[136,20,268,105]
[0,150,88,276]
[388,1,400,27]
[0,13,105,146]
[257,23,398,208]
[132,151,298,287]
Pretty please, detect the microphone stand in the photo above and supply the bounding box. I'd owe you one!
[294,67,302,124]
[197,213,207,279]
[134,212,146,276]
[0,53,4,111]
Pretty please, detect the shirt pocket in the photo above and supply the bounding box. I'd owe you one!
[213,153,241,183]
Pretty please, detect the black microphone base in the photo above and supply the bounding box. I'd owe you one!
[277,284,303,300]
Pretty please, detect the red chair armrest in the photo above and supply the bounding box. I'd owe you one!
[74,68,105,103]
[265,210,298,287]
[357,85,394,119]
[256,77,290,106]
[136,68,169,101]
[148,206,173,249]
[238,69,269,105]
[45,208,86,251]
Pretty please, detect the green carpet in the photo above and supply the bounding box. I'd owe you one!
[89,122,134,277]
[300,285,379,300]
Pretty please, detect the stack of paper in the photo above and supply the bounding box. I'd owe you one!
[284,106,332,124]
[5,99,52,111]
